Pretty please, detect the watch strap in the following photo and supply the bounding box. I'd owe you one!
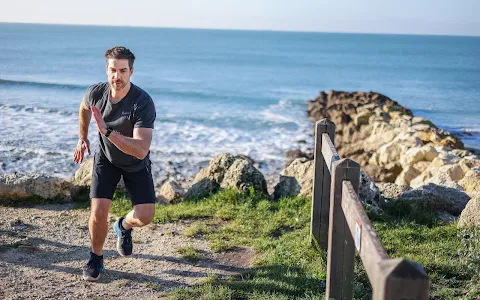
[105,127,113,137]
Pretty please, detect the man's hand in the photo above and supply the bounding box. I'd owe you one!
[73,138,91,164]
[91,105,108,135]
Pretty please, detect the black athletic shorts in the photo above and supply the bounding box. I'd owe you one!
[90,150,156,205]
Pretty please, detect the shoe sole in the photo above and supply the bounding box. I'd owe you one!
[82,274,100,282]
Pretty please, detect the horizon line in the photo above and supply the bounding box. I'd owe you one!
[1,21,480,38]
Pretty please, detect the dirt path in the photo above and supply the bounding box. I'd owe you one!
[0,204,255,299]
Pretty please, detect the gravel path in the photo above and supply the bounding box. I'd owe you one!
[0,204,255,299]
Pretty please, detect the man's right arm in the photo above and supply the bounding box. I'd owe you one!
[73,99,92,164]
[79,99,92,140]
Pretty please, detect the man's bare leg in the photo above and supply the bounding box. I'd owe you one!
[122,203,155,230]
[113,203,155,256]
[89,198,112,255]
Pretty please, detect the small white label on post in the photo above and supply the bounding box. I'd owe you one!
[355,220,362,252]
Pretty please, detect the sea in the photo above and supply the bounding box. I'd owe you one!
[1,23,479,181]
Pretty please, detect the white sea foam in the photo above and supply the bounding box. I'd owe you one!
[1,98,313,181]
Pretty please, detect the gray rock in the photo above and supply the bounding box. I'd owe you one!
[185,178,219,200]
[0,173,73,201]
[437,211,457,224]
[220,160,268,194]
[378,183,411,200]
[399,183,471,215]
[156,180,185,204]
[186,153,266,199]
[272,158,314,200]
[271,176,301,200]
[458,195,480,228]
[272,159,382,210]
[73,158,94,186]
[199,153,239,183]
[359,170,382,208]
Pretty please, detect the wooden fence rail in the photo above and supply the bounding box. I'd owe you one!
[310,118,429,300]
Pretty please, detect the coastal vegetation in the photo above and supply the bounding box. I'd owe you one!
[109,189,480,299]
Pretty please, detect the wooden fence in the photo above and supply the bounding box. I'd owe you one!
[310,119,430,300]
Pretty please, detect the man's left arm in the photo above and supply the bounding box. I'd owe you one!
[107,128,152,160]
[90,104,152,160]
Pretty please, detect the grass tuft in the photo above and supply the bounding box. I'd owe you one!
[176,246,203,263]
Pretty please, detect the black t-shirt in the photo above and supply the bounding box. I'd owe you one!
[83,82,156,172]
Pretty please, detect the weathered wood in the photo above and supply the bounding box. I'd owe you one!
[310,119,335,249]
[322,133,340,174]
[373,259,430,300]
[326,159,360,300]
[341,181,388,283]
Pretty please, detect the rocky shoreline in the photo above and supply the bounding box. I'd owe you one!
[1,90,479,227]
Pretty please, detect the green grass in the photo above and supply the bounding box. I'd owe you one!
[183,222,214,238]
[108,188,480,299]
[177,246,203,263]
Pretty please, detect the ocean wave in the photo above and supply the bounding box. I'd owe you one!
[261,98,306,126]
[0,78,86,90]
[0,103,75,116]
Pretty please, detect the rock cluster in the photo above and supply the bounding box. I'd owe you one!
[306,90,480,227]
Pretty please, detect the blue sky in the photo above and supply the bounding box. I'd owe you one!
[1,0,478,36]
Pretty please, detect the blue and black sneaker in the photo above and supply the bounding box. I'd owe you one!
[113,216,133,256]
[82,252,104,282]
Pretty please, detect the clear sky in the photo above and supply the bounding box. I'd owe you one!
[1,0,479,36]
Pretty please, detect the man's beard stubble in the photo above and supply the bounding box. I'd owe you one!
[111,80,128,91]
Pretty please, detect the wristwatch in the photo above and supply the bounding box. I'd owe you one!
[104,127,113,137]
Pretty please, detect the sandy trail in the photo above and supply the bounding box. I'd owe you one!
[0,204,254,299]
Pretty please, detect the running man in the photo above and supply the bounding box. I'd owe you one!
[73,46,156,281]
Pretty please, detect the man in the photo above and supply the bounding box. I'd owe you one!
[73,46,156,282]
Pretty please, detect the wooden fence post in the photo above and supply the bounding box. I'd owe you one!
[326,158,360,300]
[373,259,430,300]
[310,119,335,250]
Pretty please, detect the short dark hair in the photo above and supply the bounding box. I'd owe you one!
[105,46,135,69]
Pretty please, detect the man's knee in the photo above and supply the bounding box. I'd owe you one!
[134,204,155,225]
[90,198,111,221]
[137,211,154,225]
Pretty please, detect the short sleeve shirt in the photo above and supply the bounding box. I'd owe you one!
[83,82,156,172]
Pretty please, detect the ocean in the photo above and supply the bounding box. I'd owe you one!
[1,23,479,181]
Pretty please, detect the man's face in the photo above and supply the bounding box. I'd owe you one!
[106,58,133,91]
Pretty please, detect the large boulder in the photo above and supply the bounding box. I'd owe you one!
[73,158,94,186]
[458,195,480,227]
[271,176,301,200]
[196,153,238,183]
[378,183,411,201]
[363,164,399,183]
[273,159,382,210]
[186,153,267,200]
[0,173,74,201]
[395,166,421,186]
[399,147,425,167]
[185,178,219,200]
[220,159,268,194]
[378,142,403,166]
[459,170,480,193]
[156,180,185,204]
[399,183,471,215]
[272,158,314,200]
[421,144,439,161]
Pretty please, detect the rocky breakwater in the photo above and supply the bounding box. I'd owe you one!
[305,90,480,227]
